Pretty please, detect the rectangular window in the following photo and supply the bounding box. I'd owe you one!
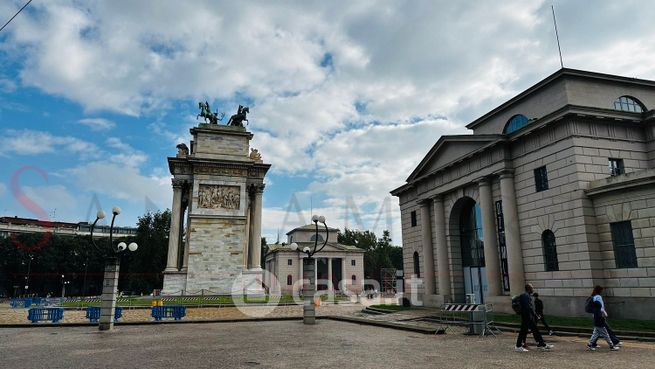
[534,166,549,192]
[351,259,356,266]
[610,221,638,268]
[608,158,625,176]
[287,259,293,266]
[410,211,417,227]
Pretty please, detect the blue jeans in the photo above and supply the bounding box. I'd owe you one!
[590,321,619,346]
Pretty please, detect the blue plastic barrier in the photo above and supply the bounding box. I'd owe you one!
[85,306,123,323]
[27,308,64,323]
[151,305,186,321]
[10,298,37,308]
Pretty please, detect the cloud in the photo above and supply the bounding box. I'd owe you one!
[0,129,100,158]
[66,162,171,210]
[78,118,116,131]
[106,137,148,168]
[0,78,16,93]
[21,185,78,221]
[0,183,6,198]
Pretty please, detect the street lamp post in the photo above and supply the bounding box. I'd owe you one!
[89,207,138,331]
[60,275,70,298]
[24,255,33,295]
[290,215,329,325]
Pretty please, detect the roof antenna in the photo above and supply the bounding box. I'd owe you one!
[551,4,564,69]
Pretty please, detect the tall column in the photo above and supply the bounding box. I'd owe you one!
[99,257,119,331]
[499,170,525,296]
[478,178,502,297]
[419,200,436,296]
[165,180,184,272]
[298,254,304,294]
[432,195,451,299]
[327,257,333,291]
[249,185,264,270]
[341,258,347,292]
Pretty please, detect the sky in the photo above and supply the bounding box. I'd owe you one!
[1,0,655,245]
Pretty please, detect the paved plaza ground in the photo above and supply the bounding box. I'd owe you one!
[2,319,655,369]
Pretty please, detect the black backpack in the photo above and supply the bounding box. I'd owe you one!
[511,295,522,315]
[584,296,594,313]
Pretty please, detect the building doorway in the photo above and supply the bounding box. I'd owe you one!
[459,200,487,304]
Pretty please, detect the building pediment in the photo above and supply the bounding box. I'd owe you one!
[405,135,502,183]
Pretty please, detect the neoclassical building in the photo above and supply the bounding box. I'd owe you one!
[391,69,655,319]
[264,225,365,295]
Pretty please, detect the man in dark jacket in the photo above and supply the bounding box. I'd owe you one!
[533,293,553,335]
[515,284,553,352]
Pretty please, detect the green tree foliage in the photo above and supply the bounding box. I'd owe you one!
[338,229,403,282]
[0,210,170,297]
[119,210,170,294]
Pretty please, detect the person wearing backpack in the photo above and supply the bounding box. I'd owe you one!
[587,286,622,349]
[515,284,553,352]
[587,299,619,351]
[533,293,553,336]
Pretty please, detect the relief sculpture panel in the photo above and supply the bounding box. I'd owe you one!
[198,185,241,210]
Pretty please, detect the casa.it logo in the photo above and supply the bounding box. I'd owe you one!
[10,166,52,251]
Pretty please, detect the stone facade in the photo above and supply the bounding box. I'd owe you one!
[162,123,270,295]
[264,226,365,295]
[392,69,655,319]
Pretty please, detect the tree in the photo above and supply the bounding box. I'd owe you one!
[119,210,170,294]
[338,229,401,283]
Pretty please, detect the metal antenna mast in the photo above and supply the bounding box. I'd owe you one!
[551,5,564,69]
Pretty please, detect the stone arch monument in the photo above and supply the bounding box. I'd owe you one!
[162,119,270,295]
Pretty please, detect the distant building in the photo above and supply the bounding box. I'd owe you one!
[264,225,365,295]
[392,69,655,319]
[0,216,137,239]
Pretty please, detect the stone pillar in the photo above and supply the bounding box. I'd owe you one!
[432,195,451,300]
[327,257,333,291]
[341,258,347,292]
[165,180,183,272]
[478,178,502,297]
[99,257,119,331]
[314,258,318,290]
[419,200,436,296]
[499,170,525,296]
[298,254,304,294]
[249,185,264,271]
[303,258,316,325]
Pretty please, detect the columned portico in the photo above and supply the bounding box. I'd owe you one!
[478,178,502,298]
[419,200,436,299]
[499,169,525,296]
[248,184,265,271]
[432,195,451,302]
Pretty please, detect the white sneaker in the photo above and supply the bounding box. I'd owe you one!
[548,330,554,336]
[610,346,620,351]
[587,344,597,351]
[616,341,623,347]
[515,346,529,352]
[538,344,554,351]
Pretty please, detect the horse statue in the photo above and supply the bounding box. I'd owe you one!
[197,101,223,125]
[227,105,249,127]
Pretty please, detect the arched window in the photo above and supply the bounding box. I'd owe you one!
[352,275,357,283]
[503,114,530,134]
[542,230,559,272]
[310,234,324,242]
[613,96,645,113]
[287,275,293,286]
[413,251,420,277]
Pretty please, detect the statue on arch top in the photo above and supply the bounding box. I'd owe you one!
[227,105,249,127]
[197,101,224,125]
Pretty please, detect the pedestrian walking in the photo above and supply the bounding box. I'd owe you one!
[533,293,553,335]
[587,299,619,351]
[515,284,554,352]
[587,286,623,349]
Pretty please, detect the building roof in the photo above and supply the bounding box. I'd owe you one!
[285,224,340,235]
[0,216,79,229]
[465,68,655,130]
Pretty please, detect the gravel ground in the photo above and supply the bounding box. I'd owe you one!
[1,320,654,369]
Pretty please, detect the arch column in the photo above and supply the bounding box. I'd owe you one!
[499,169,525,296]
[165,179,184,272]
[432,195,451,301]
[478,178,502,297]
[419,200,436,296]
